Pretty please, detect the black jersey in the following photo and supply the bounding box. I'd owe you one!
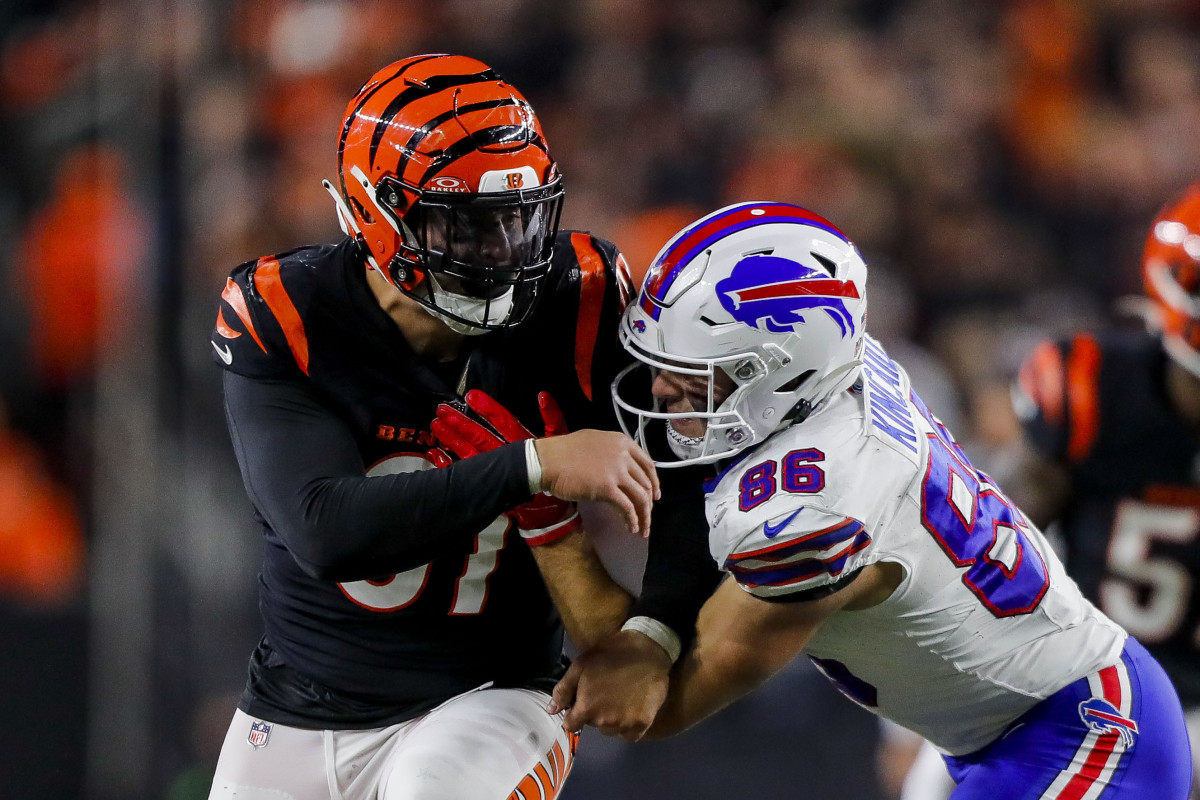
[211,231,635,728]
[1019,329,1200,705]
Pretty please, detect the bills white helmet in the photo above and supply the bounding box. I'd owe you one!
[612,202,868,466]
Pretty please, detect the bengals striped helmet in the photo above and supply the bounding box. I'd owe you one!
[1143,181,1200,375]
[324,54,564,334]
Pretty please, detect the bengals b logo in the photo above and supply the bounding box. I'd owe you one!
[504,172,525,189]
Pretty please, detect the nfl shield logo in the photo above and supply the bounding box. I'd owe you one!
[247,720,272,749]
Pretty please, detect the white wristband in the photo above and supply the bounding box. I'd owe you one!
[524,439,544,494]
[620,616,682,664]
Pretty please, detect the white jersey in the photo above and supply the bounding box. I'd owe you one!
[705,336,1126,756]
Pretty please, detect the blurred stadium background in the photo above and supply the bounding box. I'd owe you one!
[0,0,1198,797]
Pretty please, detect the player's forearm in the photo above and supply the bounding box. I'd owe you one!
[630,466,724,650]
[285,448,530,579]
[532,532,632,651]
[644,639,774,739]
[1003,443,1070,529]
[225,371,533,579]
[645,581,817,739]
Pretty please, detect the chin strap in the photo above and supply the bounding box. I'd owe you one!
[422,272,515,334]
[421,303,494,337]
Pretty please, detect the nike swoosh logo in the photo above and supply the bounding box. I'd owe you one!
[763,508,803,538]
[212,341,233,365]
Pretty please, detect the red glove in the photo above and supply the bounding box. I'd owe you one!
[425,446,454,469]
[432,390,580,546]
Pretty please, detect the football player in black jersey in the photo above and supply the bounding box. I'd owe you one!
[1011,180,1200,797]
[205,54,720,800]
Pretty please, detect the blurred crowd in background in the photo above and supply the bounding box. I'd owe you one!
[0,0,1198,798]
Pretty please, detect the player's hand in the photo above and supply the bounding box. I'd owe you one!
[549,629,673,741]
[535,428,659,537]
[432,390,580,546]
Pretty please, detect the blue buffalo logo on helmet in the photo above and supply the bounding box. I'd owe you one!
[1078,698,1139,748]
[716,255,861,337]
[632,319,647,334]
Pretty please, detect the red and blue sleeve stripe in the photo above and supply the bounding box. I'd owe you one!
[724,518,869,589]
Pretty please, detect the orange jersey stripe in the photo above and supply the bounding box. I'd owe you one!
[1065,333,1101,462]
[254,257,311,375]
[570,233,607,402]
[214,308,242,339]
[221,279,267,353]
[1019,340,1065,425]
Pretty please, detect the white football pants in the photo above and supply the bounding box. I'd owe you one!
[207,686,577,800]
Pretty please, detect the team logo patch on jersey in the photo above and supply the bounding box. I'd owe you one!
[716,255,860,337]
[1078,698,1138,747]
[247,720,272,749]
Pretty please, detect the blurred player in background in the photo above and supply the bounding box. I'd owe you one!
[204,54,717,800]
[1010,180,1200,797]
[553,201,1193,798]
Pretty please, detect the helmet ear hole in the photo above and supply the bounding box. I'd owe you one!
[351,197,375,226]
[775,369,816,395]
[810,252,838,276]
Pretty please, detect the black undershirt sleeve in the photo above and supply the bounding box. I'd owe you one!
[756,567,864,603]
[631,465,725,651]
[223,370,532,582]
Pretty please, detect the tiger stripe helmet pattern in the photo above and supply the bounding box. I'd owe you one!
[328,54,564,332]
[1143,180,1200,376]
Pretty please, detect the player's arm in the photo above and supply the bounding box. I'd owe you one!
[643,560,896,738]
[559,233,724,653]
[1008,338,1078,527]
[524,467,718,656]
[1001,439,1071,529]
[430,389,648,649]
[632,465,725,645]
[544,469,721,739]
[532,233,718,685]
[223,371,533,581]
[530,533,632,651]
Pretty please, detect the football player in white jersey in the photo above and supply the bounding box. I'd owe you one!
[552,202,1193,798]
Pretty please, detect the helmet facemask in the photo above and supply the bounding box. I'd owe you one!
[613,350,759,466]
[376,174,564,334]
